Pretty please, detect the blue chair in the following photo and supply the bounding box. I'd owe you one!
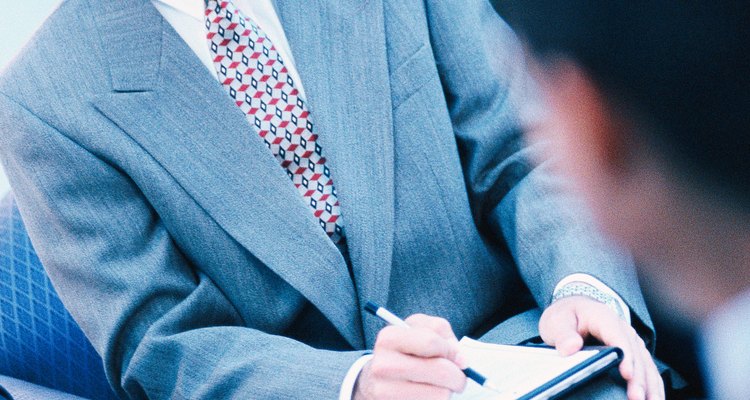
[0,193,118,399]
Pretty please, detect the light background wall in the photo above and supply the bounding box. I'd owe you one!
[0,0,64,197]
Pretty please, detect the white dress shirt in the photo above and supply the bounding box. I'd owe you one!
[151,1,631,398]
[152,0,305,99]
[701,288,750,400]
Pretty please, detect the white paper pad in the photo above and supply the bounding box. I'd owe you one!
[452,338,602,400]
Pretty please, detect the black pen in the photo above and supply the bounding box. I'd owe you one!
[364,301,501,393]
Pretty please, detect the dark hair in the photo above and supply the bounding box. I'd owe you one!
[496,1,750,208]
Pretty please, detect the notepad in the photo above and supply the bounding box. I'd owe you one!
[452,338,622,400]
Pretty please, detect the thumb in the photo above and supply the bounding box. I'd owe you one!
[540,305,584,356]
[555,329,584,356]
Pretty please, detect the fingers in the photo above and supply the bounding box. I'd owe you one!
[539,298,585,356]
[626,334,664,400]
[642,343,665,400]
[572,301,637,378]
[355,314,467,400]
[405,314,460,343]
[403,314,464,365]
[376,324,459,361]
[625,330,647,400]
[358,377,453,400]
[541,297,665,399]
[368,350,466,392]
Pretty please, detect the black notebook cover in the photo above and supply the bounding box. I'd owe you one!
[520,346,623,400]
[455,338,623,400]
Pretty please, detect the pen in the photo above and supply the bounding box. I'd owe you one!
[364,301,502,393]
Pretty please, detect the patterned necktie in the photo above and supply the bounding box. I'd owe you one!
[205,1,345,245]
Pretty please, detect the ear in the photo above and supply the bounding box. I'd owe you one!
[537,58,630,180]
[529,57,650,245]
[534,57,669,252]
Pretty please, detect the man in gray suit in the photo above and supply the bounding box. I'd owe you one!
[0,0,661,398]
[500,1,749,399]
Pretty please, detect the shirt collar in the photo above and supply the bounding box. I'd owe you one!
[152,0,205,21]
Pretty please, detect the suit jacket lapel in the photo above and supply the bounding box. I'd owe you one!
[90,0,364,349]
[275,0,396,345]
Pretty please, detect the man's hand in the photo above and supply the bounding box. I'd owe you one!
[353,314,468,400]
[540,296,664,400]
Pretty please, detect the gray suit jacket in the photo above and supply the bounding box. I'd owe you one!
[0,0,652,398]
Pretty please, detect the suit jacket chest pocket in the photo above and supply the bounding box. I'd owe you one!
[389,40,470,231]
[389,43,458,169]
[389,44,438,110]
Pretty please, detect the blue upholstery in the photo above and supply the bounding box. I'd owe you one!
[0,375,87,400]
[0,193,117,399]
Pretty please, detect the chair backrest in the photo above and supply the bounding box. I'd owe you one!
[0,193,117,399]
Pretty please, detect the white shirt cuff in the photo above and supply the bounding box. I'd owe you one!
[339,354,374,400]
[553,273,631,325]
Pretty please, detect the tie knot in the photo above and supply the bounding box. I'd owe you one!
[205,1,231,12]
[206,0,243,23]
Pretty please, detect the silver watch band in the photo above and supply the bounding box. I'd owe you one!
[552,281,626,320]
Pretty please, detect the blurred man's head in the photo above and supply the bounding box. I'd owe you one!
[497,1,750,326]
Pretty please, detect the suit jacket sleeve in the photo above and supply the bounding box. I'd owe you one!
[423,0,654,340]
[0,92,364,399]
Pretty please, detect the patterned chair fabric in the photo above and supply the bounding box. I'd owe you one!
[0,193,117,399]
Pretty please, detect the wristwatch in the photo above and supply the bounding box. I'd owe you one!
[552,281,627,320]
